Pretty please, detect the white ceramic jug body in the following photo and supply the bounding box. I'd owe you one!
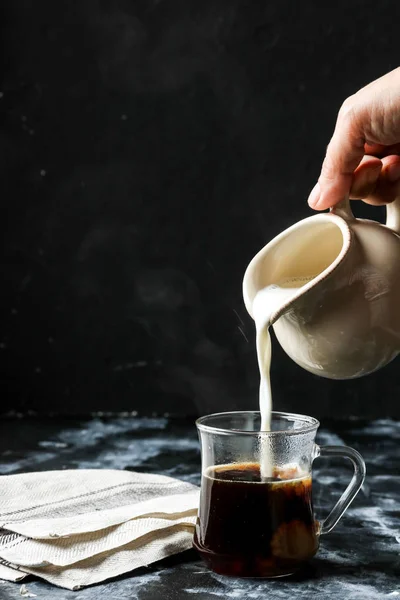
[243,200,400,379]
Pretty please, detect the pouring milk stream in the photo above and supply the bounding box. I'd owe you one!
[251,277,315,478]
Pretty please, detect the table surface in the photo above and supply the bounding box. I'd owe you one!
[0,415,399,599]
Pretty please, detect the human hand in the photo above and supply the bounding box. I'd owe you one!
[308,67,400,210]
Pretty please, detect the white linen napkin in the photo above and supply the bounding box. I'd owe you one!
[0,469,199,590]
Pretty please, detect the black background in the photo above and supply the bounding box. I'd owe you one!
[1,0,399,418]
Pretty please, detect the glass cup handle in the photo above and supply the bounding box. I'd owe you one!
[313,444,366,535]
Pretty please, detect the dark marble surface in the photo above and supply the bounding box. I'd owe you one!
[0,416,399,599]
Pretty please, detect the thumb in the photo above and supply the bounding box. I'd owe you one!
[308,99,366,210]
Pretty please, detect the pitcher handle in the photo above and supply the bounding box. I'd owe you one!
[313,444,366,535]
[330,197,355,221]
[330,195,400,235]
[386,196,400,235]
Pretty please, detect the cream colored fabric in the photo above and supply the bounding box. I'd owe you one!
[0,470,199,590]
[0,562,27,582]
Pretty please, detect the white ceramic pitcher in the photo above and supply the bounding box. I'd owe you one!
[243,198,400,379]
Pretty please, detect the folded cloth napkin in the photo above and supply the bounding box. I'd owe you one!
[0,470,199,590]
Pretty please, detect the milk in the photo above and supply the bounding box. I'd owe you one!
[251,276,315,479]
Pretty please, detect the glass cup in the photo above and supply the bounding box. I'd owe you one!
[193,411,366,578]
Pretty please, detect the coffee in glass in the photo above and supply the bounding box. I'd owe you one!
[194,411,366,578]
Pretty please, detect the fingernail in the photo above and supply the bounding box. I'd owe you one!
[386,163,400,183]
[308,183,321,207]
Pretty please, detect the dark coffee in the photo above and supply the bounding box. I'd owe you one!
[193,462,319,578]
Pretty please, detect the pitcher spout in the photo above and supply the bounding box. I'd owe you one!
[243,213,352,323]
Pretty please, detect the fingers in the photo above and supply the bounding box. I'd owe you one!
[308,98,366,210]
[312,151,400,207]
[350,155,382,199]
[308,137,400,209]
[364,142,400,158]
[362,155,400,205]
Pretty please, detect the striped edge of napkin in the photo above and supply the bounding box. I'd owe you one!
[0,469,200,590]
